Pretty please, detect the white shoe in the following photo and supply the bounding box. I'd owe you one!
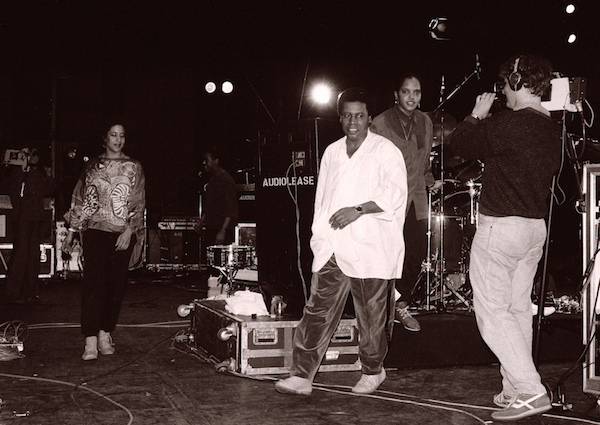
[82,336,98,361]
[98,330,115,355]
[352,369,386,394]
[275,376,312,396]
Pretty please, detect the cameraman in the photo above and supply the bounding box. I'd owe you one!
[3,148,55,304]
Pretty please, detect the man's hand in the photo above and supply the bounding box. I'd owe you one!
[329,207,362,230]
[472,92,495,120]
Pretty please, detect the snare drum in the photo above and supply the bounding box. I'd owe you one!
[207,245,254,268]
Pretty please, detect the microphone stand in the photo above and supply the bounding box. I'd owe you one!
[436,77,447,311]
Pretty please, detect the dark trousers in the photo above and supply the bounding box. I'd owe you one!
[290,255,394,381]
[395,204,427,303]
[6,216,43,300]
[81,229,135,336]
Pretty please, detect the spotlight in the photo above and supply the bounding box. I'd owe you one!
[428,17,451,40]
[205,81,217,94]
[222,81,234,94]
[311,83,333,105]
[567,33,577,44]
[565,3,575,14]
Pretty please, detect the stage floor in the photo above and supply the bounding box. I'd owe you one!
[0,271,596,425]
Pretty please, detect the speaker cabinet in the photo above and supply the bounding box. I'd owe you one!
[0,243,54,278]
[256,118,341,315]
[0,195,54,244]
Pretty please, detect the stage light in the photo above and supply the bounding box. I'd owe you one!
[205,81,217,94]
[428,17,450,40]
[567,33,577,43]
[565,3,575,14]
[311,83,332,105]
[222,81,234,94]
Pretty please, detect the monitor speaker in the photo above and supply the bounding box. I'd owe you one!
[256,118,341,315]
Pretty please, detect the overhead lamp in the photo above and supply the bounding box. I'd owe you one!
[311,83,333,105]
[222,81,234,94]
[428,17,451,41]
[205,81,217,94]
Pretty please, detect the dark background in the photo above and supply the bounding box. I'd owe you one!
[0,0,597,292]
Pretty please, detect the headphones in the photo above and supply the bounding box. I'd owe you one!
[508,56,523,91]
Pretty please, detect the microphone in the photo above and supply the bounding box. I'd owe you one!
[475,54,481,80]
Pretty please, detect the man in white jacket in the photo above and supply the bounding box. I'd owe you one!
[275,87,408,396]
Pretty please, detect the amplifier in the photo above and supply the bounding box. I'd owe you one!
[0,243,54,278]
[0,195,54,244]
[158,217,198,231]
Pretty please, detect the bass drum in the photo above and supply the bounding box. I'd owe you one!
[431,214,465,273]
[443,190,477,239]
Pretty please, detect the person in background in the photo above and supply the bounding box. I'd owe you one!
[62,120,146,361]
[275,87,407,396]
[4,147,55,304]
[195,148,238,246]
[450,54,560,421]
[371,73,441,331]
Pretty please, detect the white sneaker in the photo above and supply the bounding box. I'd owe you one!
[275,376,312,395]
[82,336,98,361]
[352,369,386,394]
[98,330,115,355]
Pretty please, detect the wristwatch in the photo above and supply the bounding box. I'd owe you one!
[354,205,363,214]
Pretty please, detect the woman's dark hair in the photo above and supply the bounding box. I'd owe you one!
[395,72,423,93]
[498,54,553,97]
[100,118,126,143]
[336,87,373,116]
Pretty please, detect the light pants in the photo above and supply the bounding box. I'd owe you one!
[290,255,394,381]
[469,214,547,396]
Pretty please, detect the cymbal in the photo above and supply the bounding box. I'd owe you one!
[426,111,457,147]
[456,160,484,183]
[431,144,466,167]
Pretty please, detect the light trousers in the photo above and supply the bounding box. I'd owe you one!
[469,214,547,395]
[290,255,394,381]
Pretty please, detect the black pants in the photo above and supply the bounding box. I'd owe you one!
[395,204,427,303]
[81,229,135,336]
[6,216,43,301]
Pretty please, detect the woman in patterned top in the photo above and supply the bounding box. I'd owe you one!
[62,120,146,361]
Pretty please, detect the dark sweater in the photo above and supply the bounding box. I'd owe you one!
[450,108,560,218]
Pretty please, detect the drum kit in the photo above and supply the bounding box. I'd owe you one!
[206,244,255,295]
[413,111,484,313]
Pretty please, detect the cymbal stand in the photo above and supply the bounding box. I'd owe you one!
[467,181,481,226]
[435,91,448,311]
[213,265,239,296]
[422,188,435,311]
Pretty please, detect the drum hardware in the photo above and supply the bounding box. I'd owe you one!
[207,244,255,295]
[466,181,481,226]
[412,66,483,313]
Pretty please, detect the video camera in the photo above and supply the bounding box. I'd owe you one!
[2,148,37,167]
